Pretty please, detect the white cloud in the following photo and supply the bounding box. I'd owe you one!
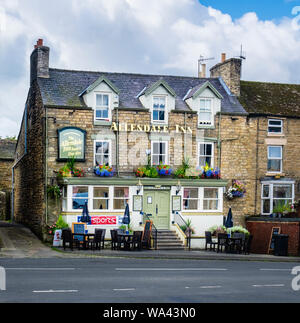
[0,0,299,137]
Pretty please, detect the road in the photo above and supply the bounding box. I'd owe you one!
[0,257,299,303]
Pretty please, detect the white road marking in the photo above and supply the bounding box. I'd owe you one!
[252,284,285,288]
[260,269,291,272]
[6,268,76,271]
[33,290,78,293]
[185,286,222,289]
[116,268,227,271]
[113,288,136,291]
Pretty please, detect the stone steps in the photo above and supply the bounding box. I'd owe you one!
[153,230,186,250]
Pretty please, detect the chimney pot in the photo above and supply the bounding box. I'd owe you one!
[221,53,226,63]
[34,39,44,49]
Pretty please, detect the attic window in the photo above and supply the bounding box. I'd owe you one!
[268,119,283,134]
[199,99,212,126]
[95,93,110,120]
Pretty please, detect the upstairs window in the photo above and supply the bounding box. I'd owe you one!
[94,141,110,166]
[151,141,168,165]
[199,143,214,168]
[268,119,283,134]
[199,99,212,126]
[95,93,109,120]
[152,96,166,123]
[268,146,282,173]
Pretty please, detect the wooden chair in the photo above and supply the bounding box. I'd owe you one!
[110,230,118,250]
[132,231,143,250]
[91,229,103,251]
[217,233,229,253]
[62,228,77,250]
[205,231,217,251]
[243,235,253,255]
[100,229,106,249]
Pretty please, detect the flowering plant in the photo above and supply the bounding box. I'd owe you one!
[208,225,227,236]
[228,226,250,237]
[156,164,173,176]
[225,180,246,199]
[72,167,84,177]
[94,165,114,177]
[199,164,221,179]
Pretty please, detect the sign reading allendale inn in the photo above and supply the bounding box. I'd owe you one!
[58,127,86,161]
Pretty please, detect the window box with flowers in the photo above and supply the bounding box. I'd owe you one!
[199,164,221,179]
[156,164,173,176]
[57,156,85,178]
[94,165,114,177]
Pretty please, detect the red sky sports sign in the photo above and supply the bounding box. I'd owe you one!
[77,216,118,225]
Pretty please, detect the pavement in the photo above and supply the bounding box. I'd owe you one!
[1,221,300,262]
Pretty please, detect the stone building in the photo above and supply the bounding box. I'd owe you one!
[13,40,300,250]
[0,139,16,220]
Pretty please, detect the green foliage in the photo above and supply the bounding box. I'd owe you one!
[144,166,159,178]
[47,185,62,199]
[55,215,69,230]
[180,218,195,235]
[273,201,292,214]
[174,158,190,178]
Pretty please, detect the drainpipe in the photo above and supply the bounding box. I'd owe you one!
[218,111,222,170]
[11,102,28,222]
[254,117,259,215]
[45,106,48,225]
[116,107,120,177]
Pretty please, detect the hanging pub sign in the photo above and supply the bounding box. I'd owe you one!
[58,127,86,161]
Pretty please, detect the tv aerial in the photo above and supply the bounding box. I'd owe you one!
[198,55,215,77]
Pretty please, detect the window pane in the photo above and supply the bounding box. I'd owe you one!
[160,143,166,154]
[268,147,282,158]
[203,200,218,210]
[93,199,109,210]
[152,155,159,165]
[204,188,218,199]
[96,94,102,106]
[206,144,212,156]
[114,187,129,198]
[103,95,109,106]
[102,109,109,119]
[113,199,126,210]
[262,185,269,198]
[269,120,282,126]
[72,186,88,198]
[159,111,165,121]
[268,160,281,172]
[273,185,292,199]
[184,188,198,199]
[153,143,159,154]
[263,199,270,214]
[183,199,198,210]
[200,112,211,122]
[269,127,282,133]
[73,198,88,210]
[94,187,109,198]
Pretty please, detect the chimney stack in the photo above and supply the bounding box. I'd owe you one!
[221,53,226,63]
[210,52,242,97]
[199,63,206,78]
[30,39,50,84]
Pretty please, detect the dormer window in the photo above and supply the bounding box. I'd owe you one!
[152,96,166,123]
[199,98,212,125]
[268,119,283,135]
[95,93,110,121]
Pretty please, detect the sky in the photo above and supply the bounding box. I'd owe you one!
[0,0,299,138]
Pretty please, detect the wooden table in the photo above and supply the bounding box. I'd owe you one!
[117,233,134,251]
[226,237,243,253]
[72,233,95,250]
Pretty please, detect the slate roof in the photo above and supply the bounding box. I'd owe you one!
[239,80,300,117]
[37,68,247,115]
[0,140,16,160]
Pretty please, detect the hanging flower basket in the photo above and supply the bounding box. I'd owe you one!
[225,180,246,200]
[94,165,114,177]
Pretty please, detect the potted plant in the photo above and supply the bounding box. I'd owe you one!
[228,226,250,238]
[199,164,221,179]
[208,225,227,237]
[180,219,195,237]
[57,156,85,178]
[47,185,62,200]
[225,180,246,199]
[174,158,190,179]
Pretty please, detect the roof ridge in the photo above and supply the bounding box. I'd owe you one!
[48,67,219,81]
[241,79,300,87]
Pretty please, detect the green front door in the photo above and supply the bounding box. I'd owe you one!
[143,190,170,230]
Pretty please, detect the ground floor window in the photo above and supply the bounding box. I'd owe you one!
[183,187,222,212]
[66,186,130,212]
[261,182,294,215]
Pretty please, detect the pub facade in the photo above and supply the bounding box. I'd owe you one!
[13,40,274,247]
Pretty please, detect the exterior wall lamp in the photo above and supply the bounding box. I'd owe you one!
[137,179,143,195]
[176,180,182,195]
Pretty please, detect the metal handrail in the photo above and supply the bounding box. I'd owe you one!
[140,212,158,250]
[174,211,191,251]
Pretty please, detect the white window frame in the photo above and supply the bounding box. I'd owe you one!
[66,185,130,213]
[261,181,295,215]
[198,98,213,126]
[113,187,130,211]
[151,141,169,165]
[94,92,111,122]
[152,95,168,124]
[268,119,283,135]
[182,187,223,213]
[94,140,112,166]
[267,146,283,174]
[198,142,214,168]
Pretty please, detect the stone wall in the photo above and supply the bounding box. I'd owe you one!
[13,81,46,238]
